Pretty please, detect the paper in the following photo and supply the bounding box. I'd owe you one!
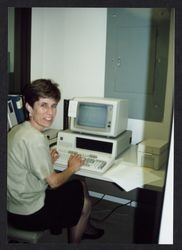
[68,100,78,117]
[103,161,161,192]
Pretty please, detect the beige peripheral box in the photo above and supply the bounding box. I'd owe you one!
[43,129,60,146]
[137,139,169,170]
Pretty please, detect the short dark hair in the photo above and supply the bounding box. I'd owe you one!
[23,79,61,107]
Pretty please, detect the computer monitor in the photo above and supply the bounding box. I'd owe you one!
[69,97,128,138]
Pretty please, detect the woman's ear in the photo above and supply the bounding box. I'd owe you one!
[25,103,33,117]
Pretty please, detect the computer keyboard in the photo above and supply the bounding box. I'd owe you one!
[54,148,114,174]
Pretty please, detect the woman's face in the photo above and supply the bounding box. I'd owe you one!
[26,97,58,131]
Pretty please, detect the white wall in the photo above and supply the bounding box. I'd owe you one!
[159,115,174,244]
[31,8,107,130]
[31,8,174,144]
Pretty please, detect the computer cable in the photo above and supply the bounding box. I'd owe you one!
[92,194,106,207]
[91,200,132,222]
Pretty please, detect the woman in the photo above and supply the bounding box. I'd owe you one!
[7,79,104,243]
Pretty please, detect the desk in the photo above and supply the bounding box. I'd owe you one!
[54,145,166,192]
[53,144,166,243]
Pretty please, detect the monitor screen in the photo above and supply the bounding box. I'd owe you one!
[77,103,107,128]
[69,97,128,137]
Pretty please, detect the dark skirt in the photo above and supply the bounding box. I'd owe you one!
[8,179,84,232]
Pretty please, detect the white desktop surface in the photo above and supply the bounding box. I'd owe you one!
[54,145,166,192]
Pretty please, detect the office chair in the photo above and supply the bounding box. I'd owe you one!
[7,223,46,243]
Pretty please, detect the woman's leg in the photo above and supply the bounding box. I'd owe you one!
[68,181,91,243]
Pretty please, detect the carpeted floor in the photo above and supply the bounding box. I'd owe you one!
[38,198,135,244]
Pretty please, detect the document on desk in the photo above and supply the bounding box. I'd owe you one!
[103,161,161,192]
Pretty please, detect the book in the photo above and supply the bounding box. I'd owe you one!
[7,99,18,129]
[8,95,25,123]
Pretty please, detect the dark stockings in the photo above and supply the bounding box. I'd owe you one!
[68,181,92,243]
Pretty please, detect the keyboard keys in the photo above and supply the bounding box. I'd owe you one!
[55,148,114,174]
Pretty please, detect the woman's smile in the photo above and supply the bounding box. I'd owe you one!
[26,97,58,131]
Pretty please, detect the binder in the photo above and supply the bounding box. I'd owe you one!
[63,99,70,130]
[7,99,18,129]
[8,95,25,123]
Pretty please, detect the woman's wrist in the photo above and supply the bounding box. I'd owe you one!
[66,166,75,175]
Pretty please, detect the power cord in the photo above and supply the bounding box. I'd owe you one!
[92,194,106,207]
[91,200,132,222]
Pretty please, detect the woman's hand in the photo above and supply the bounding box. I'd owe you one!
[67,154,85,173]
[50,148,59,164]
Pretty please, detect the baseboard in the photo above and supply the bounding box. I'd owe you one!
[89,191,137,207]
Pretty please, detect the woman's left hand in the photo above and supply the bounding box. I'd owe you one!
[50,148,59,163]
